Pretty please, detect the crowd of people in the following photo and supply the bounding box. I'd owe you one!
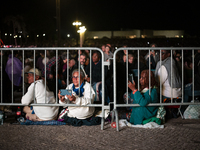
[0,42,200,126]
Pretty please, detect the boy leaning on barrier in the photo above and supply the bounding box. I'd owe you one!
[21,68,59,121]
[58,69,95,120]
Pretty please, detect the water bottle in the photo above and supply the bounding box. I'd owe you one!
[0,111,4,125]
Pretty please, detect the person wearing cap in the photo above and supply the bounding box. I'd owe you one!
[21,68,59,121]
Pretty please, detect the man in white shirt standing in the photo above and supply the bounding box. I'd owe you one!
[21,68,59,121]
[155,50,182,101]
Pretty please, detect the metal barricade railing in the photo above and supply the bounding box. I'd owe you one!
[113,47,200,131]
[0,47,110,130]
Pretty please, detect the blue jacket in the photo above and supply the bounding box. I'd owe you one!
[129,88,158,125]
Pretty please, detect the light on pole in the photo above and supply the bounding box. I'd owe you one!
[77,26,86,47]
[72,21,82,45]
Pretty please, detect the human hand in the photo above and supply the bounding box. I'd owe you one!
[66,95,76,102]
[61,80,66,86]
[128,80,136,91]
[85,76,90,82]
[58,90,65,102]
[49,74,53,79]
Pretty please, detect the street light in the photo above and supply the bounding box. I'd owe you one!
[72,21,82,26]
[72,21,82,46]
[77,26,86,47]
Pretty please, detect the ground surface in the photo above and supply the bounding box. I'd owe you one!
[0,117,200,150]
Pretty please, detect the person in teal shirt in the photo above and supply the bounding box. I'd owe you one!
[128,70,159,125]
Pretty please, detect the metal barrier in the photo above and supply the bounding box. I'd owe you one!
[113,47,200,131]
[0,47,110,130]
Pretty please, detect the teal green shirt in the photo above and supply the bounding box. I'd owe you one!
[129,88,158,125]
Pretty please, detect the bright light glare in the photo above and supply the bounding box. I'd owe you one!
[73,22,82,26]
[43,34,45,36]
[77,26,86,33]
[37,35,39,37]
[5,33,7,36]
[67,34,70,37]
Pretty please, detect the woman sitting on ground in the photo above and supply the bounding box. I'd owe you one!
[128,70,159,125]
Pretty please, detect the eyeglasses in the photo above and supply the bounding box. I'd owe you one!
[72,76,79,79]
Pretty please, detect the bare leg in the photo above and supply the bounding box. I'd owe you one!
[23,106,44,121]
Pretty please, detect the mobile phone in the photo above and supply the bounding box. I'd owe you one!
[60,89,72,96]
[128,74,134,83]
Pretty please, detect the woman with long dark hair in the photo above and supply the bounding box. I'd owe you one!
[128,70,159,125]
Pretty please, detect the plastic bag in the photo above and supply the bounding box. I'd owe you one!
[183,105,200,119]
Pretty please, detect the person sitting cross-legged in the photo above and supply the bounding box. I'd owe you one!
[21,68,59,121]
[58,69,95,120]
[128,70,159,125]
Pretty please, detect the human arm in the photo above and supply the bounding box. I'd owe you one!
[131,88,158,106]
[128,80,137,94]
[157,66,168,85]
[21,83,35,105]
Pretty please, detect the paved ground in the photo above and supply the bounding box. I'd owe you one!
[0,116,200,150]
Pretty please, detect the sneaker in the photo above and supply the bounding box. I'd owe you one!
[58,108,69,120]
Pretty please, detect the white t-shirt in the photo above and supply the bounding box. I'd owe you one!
[59,82,95,119]
[158,66,182,98]
[21,79,59,120]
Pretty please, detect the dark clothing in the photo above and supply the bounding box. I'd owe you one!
[146,55,157,69]
[42,56,64,96]
[42,56,63,79]
[63,116,101,126]
[85,59,105,84]
[194,62,200,90]
[36,57,44,71]
[128,61,147,74]
[63,63,78,84]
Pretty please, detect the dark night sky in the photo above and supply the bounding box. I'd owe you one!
[1,0,200,37]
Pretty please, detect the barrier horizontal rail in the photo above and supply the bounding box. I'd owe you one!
[0,47,109,130]
[113,47,200,131]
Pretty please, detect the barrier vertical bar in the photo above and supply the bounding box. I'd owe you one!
[67,49,69,87]
[45,49,47,103]
[22,50,24,95]
[33,49,36,104]
[56,49,58,101]
[171,50,173,102]
[182,49,184,103]
[126,50,128,105]
[192,49,194,102]
[138,50,140,91]
[12,50,13,103]
[79,49,80,97]
[101,49,105,130]
[0,50,2,103]
[160,49,162,103]
[149,49,151,95]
